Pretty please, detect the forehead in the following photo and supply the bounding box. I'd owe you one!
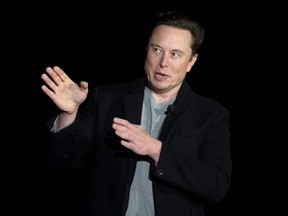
[150,25,192,49]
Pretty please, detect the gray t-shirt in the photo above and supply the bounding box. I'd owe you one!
[125,87,175,216]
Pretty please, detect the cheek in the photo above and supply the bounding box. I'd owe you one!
[172,66,189,80]
[145,56,158,73]
[144,61,151,74]
[179,62,191,73]
[146,54,158,66]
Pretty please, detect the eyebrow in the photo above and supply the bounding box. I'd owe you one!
[150,43,184,54]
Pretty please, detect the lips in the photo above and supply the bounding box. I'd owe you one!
[154,72,168,81]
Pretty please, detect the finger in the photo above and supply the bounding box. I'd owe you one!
[112,123,127,133]
[120,140,133,149]
[53,66,70,82]
[113,117,130,127]
[41,73,58,91]
[80,81,89,90]
[41,85,57,99]
[114,129,132,142]
[45,67,64,86]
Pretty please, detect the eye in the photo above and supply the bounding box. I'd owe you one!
[171,52,181,59]
[153,47,162,54]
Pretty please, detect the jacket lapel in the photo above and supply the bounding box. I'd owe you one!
[159,80,197,140]
[122,78,146,125]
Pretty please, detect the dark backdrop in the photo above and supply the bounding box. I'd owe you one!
[3,2,252,215]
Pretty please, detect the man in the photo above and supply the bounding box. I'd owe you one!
[41,10,232,216]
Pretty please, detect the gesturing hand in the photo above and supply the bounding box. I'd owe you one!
[112,117,162,163]
[41,66,89,114]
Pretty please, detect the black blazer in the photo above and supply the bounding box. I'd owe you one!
[46,77,232,216]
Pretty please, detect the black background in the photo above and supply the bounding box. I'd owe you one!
[5,1,283,215]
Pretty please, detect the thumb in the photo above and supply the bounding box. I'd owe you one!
[80,81,89,90]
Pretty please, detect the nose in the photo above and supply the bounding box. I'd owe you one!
[160,53,169,68]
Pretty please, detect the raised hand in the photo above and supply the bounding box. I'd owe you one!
[41,66,89,114]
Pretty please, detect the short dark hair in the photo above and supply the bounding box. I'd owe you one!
[148,10,205,55]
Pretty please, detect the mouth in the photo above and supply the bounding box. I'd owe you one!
[154,72,169,81]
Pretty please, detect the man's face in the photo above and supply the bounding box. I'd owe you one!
[145,25,197,96]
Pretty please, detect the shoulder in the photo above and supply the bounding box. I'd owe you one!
[196,94,228,113]
[179,80,229,114]
[91,77,146,95]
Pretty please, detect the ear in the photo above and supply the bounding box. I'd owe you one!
[187,53,198,72]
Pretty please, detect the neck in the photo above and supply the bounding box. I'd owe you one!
[148,88,178,103]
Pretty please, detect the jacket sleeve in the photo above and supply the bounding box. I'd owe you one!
[44,88,100,172]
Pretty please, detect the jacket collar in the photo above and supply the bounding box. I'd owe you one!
[121,77,197,124]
